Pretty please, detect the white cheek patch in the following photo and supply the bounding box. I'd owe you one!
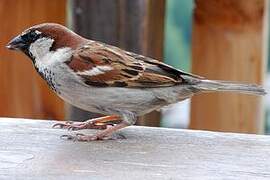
[77,66,113,76]
[35,47,72,70]
[30,37,72,72]
[29,37,54,59]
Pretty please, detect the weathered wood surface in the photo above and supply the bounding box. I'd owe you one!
[190,0,268,133]
[1,118,270,179]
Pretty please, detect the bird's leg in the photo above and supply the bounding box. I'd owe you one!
[62,121,129,141]
[52,115,120,130]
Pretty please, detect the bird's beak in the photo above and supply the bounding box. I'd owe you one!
[6,35,26,50]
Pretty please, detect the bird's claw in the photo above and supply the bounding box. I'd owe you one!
[67,124,85,131]
[52,121,107,130]
[52,121,74,129]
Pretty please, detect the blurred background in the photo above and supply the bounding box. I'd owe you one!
[0,0,269,134]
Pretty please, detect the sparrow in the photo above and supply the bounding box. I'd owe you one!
[6,23,266,141]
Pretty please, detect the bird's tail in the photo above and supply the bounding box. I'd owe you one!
[194,79,266,96]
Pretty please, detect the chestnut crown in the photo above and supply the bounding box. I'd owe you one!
[6,23,86,57]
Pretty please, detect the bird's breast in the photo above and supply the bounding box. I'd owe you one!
[32,47,73,93]
[36,66,59,93]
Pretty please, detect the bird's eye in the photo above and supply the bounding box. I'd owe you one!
[29,31,36,38]
[21,30,42,43]
[29,31,40,40]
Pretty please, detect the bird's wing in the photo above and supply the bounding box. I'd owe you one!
[65,41,204,87]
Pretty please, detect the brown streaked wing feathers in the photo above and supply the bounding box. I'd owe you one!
[65,41,197,88]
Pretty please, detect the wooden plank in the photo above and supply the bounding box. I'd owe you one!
[1,118,270,179]
[0,0,66,120]
[190,0,267,133]
[70,0,165,126]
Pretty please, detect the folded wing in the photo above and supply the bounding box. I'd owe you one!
[65,41,203,88]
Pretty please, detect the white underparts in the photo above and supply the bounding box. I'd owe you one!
[77,66,113,76]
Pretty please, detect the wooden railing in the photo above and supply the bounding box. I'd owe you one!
[1,118,270,179]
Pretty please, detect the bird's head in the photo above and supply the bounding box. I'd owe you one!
[6,23,85,60]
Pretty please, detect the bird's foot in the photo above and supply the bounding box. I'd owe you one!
[52,121,107,130]
[52,115,121,131]
[60,122,129,142]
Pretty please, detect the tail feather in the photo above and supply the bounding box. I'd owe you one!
[195,80,266,96]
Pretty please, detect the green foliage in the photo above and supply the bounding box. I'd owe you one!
[164,0,193,72]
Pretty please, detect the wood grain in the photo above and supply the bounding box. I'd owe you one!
[0,0,66,120]
[1,118,270,179]
[190,0,267,133]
